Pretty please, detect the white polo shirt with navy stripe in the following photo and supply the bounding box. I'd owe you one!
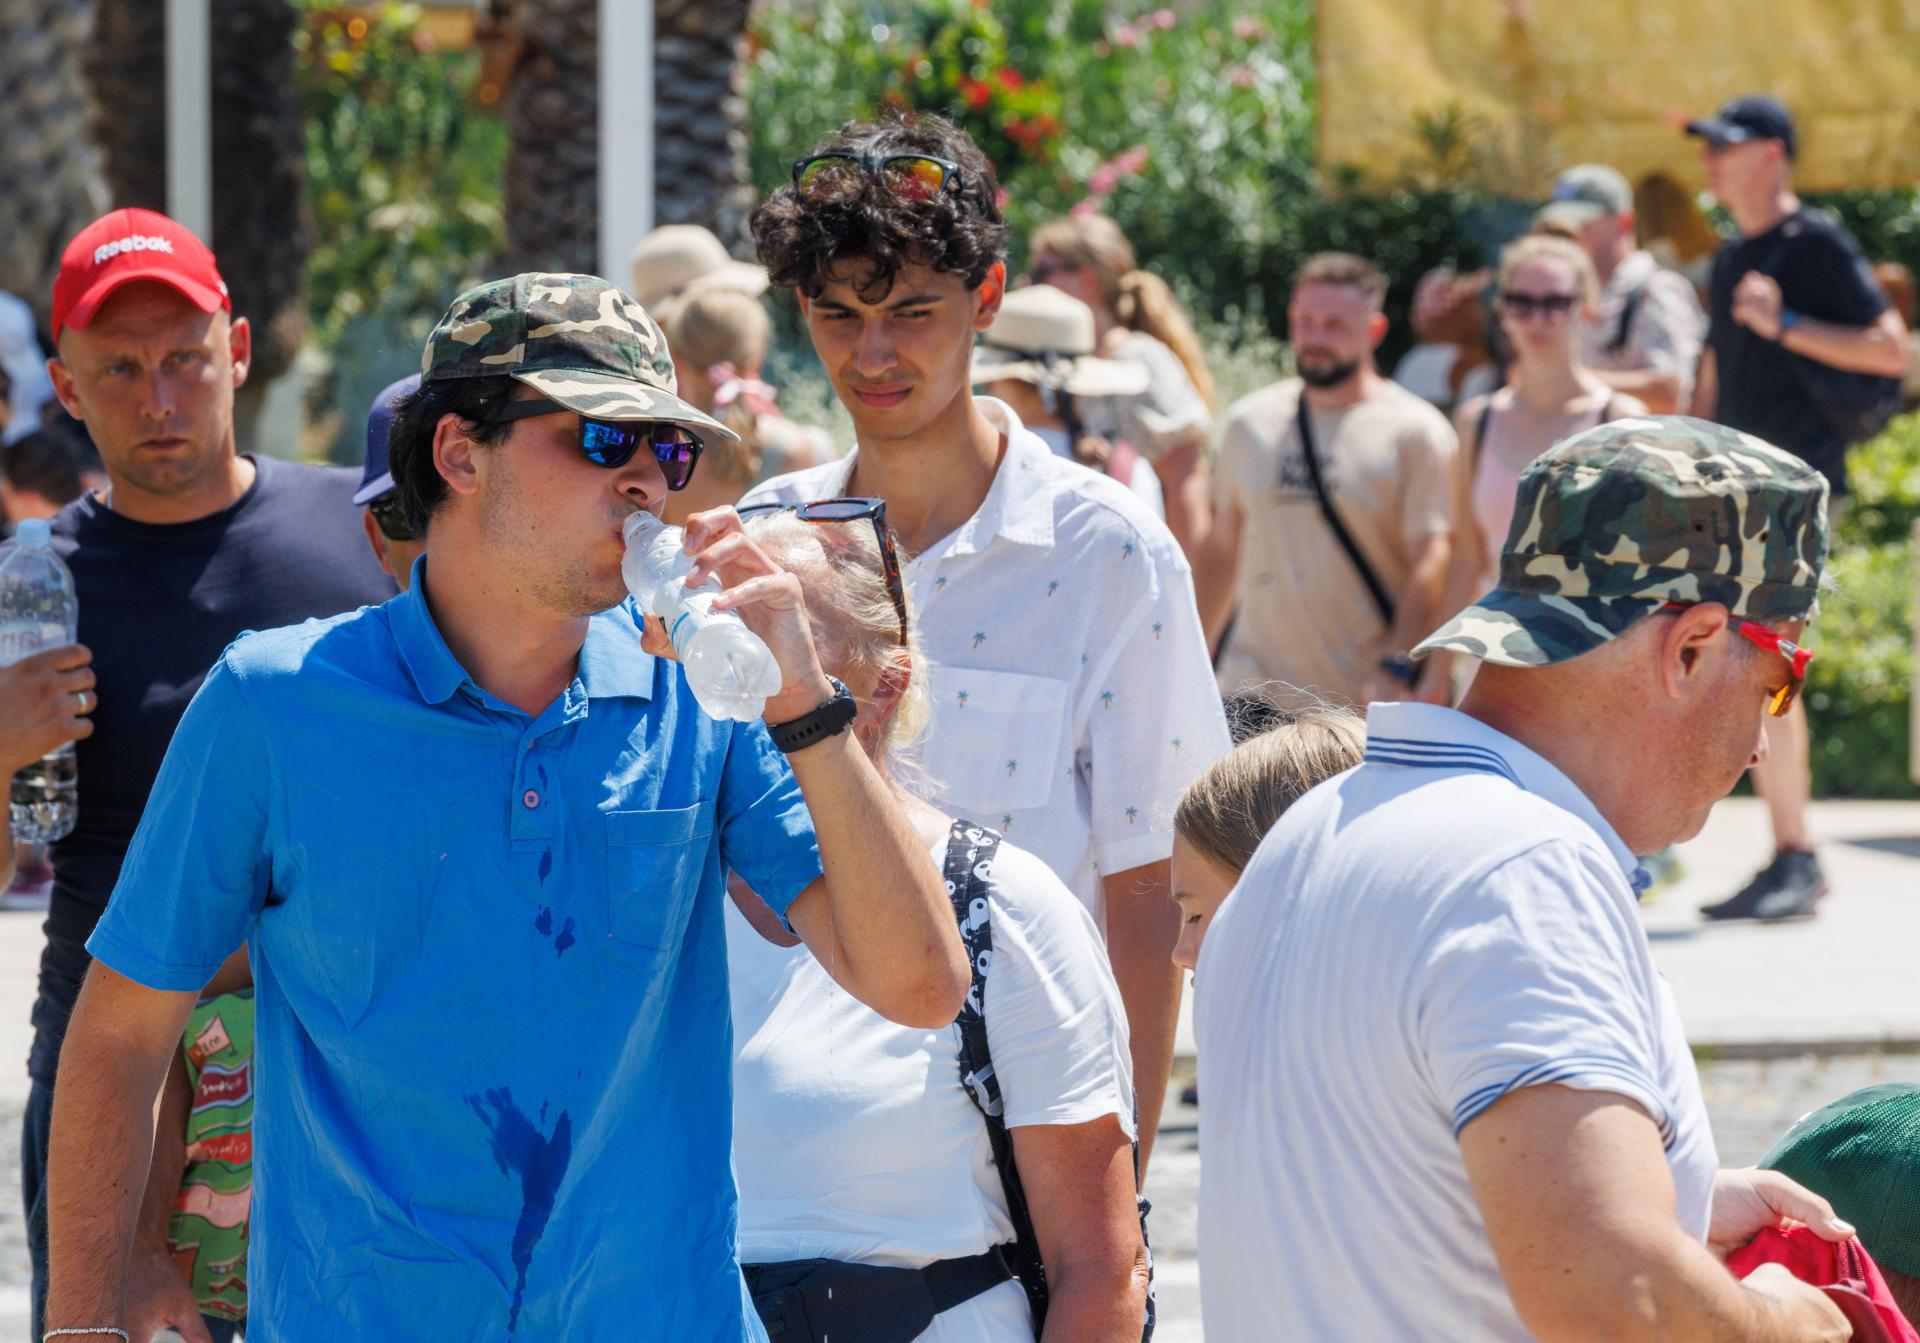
[1195,701,1716,1343]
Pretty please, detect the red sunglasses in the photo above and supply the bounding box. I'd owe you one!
[1659,602,1814,717]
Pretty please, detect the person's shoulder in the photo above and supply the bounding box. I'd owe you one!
[254,455,362,501]
[1222,377,1303,429]
[1363,377,1456,435]
[981,836,1111,970]
[1044,453,1184,569]
[218,604,393,693]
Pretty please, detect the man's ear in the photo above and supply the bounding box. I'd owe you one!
[1658,602,1730,702]
[46,357,82,423]
[1366,310,1390,350]
[226,315,252,390]
[432,413,484,502]
[973,262,1008,332]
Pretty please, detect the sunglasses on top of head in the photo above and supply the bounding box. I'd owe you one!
[483,397,703,491]
[735,497,908,647]
[791,153,966,203]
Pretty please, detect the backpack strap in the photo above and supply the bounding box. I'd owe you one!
[944,820,1155,1340]
[1607,280,1646,354]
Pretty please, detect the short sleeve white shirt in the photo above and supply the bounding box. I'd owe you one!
[743,398,1231,918]
[728,834,1134,1343]
[1195,703,1717,1343]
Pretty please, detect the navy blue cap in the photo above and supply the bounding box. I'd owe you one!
[355,373,421,506]
[1686,94,1796,159]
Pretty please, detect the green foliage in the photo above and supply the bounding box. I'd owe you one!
[295,2,507,461]
[1808,418,1920,797]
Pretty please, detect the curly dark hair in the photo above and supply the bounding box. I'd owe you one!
[385,374,519,534]
[751,111,1008,303]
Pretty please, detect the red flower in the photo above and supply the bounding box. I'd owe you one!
[959,77,992,110]
[994,66,1025,92]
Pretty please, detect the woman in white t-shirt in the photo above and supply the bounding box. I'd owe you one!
[727,506,1148,1343]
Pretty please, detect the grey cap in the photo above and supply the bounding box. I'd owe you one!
[1535,164,1634,229]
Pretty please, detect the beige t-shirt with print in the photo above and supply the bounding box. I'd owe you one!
[1212,377,1458,707]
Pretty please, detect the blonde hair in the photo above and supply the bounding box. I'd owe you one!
[743,511,929,760]
[1030,213,1216,412]
[1173,708,1365,876]
[1501,232,1600,310]
[660,288,772,482]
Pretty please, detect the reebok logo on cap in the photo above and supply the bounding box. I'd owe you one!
[52,207,231,340]
[92,234,177,266]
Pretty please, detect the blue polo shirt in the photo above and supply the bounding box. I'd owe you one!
[87,565,823,1340]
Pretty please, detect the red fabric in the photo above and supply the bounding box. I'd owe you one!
[1726,1226,1920,1343]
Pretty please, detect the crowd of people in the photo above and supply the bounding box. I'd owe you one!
[0,91,1916,1343]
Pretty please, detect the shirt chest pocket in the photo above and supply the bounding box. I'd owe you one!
[922,667,1069,817]
[606,803,713,952]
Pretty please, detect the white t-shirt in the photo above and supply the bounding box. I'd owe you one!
[728,831,1134,1343]
[744,398,1231,919]
[1030,423,1167,519]
[1195,702,1717,1343]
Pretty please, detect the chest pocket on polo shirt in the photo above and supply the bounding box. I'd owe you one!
[922,667,1068,817]
[606,803,713,952]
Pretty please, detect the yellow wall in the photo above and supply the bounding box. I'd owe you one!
[1319,0,1920,194]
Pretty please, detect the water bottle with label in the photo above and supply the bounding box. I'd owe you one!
[622,512,783,722]
[1,519,80,843]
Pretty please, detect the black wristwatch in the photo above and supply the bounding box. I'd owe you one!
[1378,652,1420,687]
[767,676,858,754]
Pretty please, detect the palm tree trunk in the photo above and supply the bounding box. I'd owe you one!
[0,0,111,329]
[495,0,755,273]
[87,0,311,388]
[654,0,754,250]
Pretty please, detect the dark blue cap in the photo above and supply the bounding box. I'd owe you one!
[355,373,421,506]
[1686,94,1796,159]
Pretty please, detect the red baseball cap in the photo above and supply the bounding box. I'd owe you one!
[50,207,230,340]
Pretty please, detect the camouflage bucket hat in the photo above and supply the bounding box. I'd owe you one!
[1416,416,1829,667]
[421,272,738,442]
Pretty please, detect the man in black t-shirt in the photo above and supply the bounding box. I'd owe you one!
[0,207,393,1340]
[1686,96,1909,922]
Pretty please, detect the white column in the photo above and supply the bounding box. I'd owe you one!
[165,0,213,237]
[598,0,655,286]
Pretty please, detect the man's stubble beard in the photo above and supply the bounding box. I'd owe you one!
[1297,355,1362,390]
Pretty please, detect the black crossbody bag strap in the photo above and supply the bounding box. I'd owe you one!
[1295,406,1395,628]
[944,822,1155,1341]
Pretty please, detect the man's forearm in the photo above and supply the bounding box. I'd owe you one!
[47,1006,187,1327]
[1041,1257,1149,1343]
[1781,316,1909,378]
[1386,537,1453,654]
[1102,862,1179,1175]
[788,731,967,1027]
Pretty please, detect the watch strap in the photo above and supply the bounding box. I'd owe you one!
[768,676,857,753]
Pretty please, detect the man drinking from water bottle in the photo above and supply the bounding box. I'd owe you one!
[45,272,967,1341]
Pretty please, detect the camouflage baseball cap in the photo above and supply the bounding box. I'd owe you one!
[1416,416,1828,667]
[421,272,737,442]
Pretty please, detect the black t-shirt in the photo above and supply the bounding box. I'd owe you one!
[23,455,395,1084]
[1707,207,1888,491]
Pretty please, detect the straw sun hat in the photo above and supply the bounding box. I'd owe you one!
[973,284,1151,398]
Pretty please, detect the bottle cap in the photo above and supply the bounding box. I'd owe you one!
[16,519,52,549]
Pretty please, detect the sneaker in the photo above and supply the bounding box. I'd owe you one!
[1700,849,1827,922]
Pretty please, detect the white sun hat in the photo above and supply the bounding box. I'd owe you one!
[973,284,1151,398]
[628,225,769,309]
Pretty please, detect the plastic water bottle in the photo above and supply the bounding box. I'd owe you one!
[622,512,782,721]
[1,519,79,843]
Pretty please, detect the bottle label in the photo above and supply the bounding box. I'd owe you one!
[0,620,64,668]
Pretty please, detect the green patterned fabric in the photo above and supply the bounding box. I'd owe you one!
[1763,1083,1920,1279]
[421,272,737,440]
[168,989,255,1321]
[1416,415,1829,667]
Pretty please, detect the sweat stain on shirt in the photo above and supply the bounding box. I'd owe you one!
[465,1087,573,1333]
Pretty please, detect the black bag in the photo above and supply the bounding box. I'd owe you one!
[1788,354,1903,447]
[744,1250,1013,1343]
[1294,404,1394,628]
[944,821,1157,1341]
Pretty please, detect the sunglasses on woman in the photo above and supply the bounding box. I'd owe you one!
[1659,601,1815,717]
[1499,290,1579,319]
[736,497,909,646]
[791,153,966,203]
[483,397,703,491]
